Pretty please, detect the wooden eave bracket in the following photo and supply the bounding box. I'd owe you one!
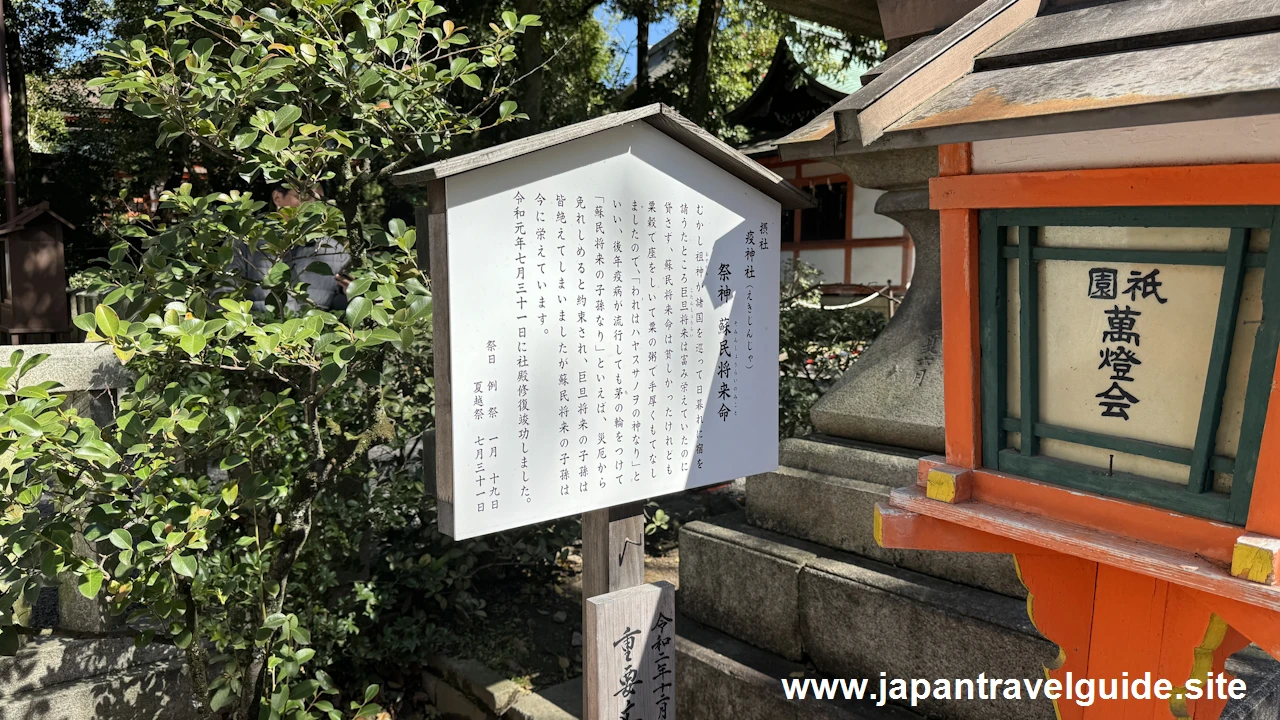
[882,484,1280,612]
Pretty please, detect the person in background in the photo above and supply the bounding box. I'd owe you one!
[270,185,351,312]
[230,185,351,312]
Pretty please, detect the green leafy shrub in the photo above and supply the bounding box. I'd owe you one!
[0,2,555,719]
[288,342,579,690]
[778,259,887,438]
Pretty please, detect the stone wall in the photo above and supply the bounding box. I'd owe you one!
[0,342,195,720]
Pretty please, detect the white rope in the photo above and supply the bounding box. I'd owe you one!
[791,282,910,310]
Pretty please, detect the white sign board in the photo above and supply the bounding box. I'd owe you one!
[431,120,782,539]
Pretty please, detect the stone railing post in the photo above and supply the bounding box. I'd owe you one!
[17,342,132,633]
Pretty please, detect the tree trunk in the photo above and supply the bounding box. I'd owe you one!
[634,1,650,102]
[687,0,723,125]
[233,492,314,720]
[232,390,349,720]
[182,583,214,720]
[3,2,25,205]
[515,0,544,134]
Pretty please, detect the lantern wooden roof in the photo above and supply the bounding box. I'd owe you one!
[779,0,1280,156]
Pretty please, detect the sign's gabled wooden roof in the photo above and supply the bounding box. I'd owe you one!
[394,103,815,210]
[779,0,1280,155]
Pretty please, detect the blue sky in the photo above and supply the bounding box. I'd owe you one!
[594,6,679,87]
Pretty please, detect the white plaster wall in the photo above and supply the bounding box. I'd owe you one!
[798,248,845,284]
[849,245,904,287]
[852,186,905,239]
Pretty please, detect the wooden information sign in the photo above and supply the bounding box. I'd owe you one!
[584,582,676,720]
[397,105,811,720]
[396,104,812,540]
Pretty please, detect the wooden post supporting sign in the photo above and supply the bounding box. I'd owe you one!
[582,503,646,600]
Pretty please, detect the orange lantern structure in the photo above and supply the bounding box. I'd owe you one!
[794,0,1280,718]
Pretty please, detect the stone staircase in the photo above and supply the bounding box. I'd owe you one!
[745,437,1025,598]
[0,636,191,720]
[670,178,1065,720]
[676,436,1057,720]
[677,616,923,720]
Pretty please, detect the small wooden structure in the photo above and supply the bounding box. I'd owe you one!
[779,0,1280,718]
[0,202,72,344]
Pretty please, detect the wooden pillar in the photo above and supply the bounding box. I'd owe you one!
[937,143,982,468]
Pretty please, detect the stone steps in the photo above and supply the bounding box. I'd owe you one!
[0,656,191,720]
[747,437,1026,598]
[677,616,925,720]
[0,635,191,720]
[0,636,180,698]
[678,514,1057,720]
[1224,646,1280,720]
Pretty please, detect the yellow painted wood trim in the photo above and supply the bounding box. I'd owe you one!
[1169,614,1230,719]
[926,466,972,503]
[1232,535,1280,585]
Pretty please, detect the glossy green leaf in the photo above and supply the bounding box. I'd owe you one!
[170,553,197,578]
[9,413,42,437]
[273,104,302,132]
[78,568,104,599]
[95,305,120,338]
[179,333,207,357]
[74,439,119,465]
[73,313,97,333]
[211,687,233,712]
[108,528,133,550]
[345,297,371,326]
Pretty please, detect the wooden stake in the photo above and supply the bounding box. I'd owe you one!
[584,582,676,720]
[582,502,646,720]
